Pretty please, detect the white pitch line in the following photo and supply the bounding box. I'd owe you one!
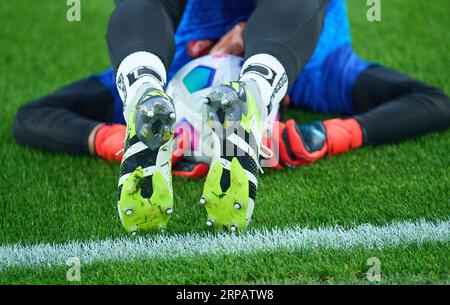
[0,219,448,270]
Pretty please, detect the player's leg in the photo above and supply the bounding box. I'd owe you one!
[13,70,207,178]
[352,66,450,145]
[13,76,125,162]
[199,0,329,231]
[107,0,186,233]
[277,64,450,166]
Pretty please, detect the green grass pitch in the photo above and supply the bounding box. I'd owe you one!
[0,0,449,284]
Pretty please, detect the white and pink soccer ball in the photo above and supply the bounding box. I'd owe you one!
[167,54,244,164]
[167,54,279,166]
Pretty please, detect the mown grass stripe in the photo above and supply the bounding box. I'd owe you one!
[0,219,448,270]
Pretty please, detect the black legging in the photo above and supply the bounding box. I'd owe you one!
[353,66,450,145]
[13,78,115,154]
[107,0,328,85]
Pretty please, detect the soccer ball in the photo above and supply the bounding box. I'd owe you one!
[167,54,244,164]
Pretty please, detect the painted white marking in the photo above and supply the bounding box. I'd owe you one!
[0,219,448,270]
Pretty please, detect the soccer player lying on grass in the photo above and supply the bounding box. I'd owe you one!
[13,0,450,234]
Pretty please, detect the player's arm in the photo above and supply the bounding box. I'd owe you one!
[209,22,246,56]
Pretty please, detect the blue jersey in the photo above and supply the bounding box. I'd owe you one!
[95,0,373,125]
[288,0,373,114]
[170,0,255,78]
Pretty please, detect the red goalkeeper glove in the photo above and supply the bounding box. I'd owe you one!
[94,124,126,163]
[274,118,363,167]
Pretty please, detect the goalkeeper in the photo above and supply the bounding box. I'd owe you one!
[13,0,450,233]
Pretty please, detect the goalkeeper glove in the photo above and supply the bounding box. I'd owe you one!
[94,124,126,163]
[275,118,363,167]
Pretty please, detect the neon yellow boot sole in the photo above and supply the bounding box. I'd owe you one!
[119,167,173,234]
[200,157,251,232]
